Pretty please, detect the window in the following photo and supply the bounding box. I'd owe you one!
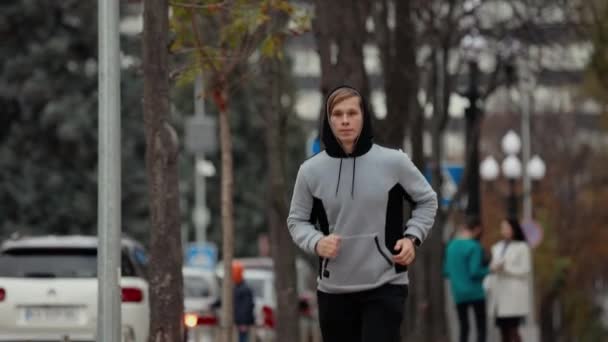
[0,248,137,278]
[245,278,267,300]
[184,275,212,298]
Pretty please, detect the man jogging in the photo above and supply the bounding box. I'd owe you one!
[287,85,438,342]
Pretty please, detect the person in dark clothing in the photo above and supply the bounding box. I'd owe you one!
[444,217,489,342]
[232,261,255,342]
[287,86,438,342]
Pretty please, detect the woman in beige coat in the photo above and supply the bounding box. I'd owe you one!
[487,219,531,342]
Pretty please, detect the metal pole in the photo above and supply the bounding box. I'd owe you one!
[194,76,208,243]
[519,57,539,342]
[521,69,533,221]
[465,60,481,221]
[507,178,518,221]
[194,159,208,242]
[97,0,121,341]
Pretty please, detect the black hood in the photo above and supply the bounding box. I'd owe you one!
[321,85,374,158]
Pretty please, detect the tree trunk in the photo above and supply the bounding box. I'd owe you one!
[142,0,184,341]
[428,44,452,342]
[540,293,558,342]
[212,82,235,342]
[374,0,419,149]
[262,56,301,342]
[411,110,425,170]
[404,46,449,342]
[313,0,371,116]
[370,1,426,340]
[429,45,452,342]
[402,103,425,342]
[212,79,234,342]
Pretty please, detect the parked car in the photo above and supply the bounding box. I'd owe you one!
[182,266,219,342]
[0,235,150,342]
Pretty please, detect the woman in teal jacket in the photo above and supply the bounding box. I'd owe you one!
[444,218,489,342]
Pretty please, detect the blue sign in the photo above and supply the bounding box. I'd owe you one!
[185,242,218,270]
[306,131,321,157]
[425,164,464,207]
[311,136,321,155]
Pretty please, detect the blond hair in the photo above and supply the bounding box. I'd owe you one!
[327,87,361,116]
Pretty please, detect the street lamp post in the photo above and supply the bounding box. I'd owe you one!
[186,76,218,244]
[501,130,523,220]
[481,131,546,342]
[478,38,544,342]
[480,130,545,219]
[465,60,482,220]
[461,31,486,221]
[502,156,521,220]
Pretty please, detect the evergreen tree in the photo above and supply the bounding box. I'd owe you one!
[0,0,306,257]
[0,0,149,241]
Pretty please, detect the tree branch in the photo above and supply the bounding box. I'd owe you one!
[190,10,218,73]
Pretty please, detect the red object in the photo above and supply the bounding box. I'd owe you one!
[262,305,275,328]
[121,287,143,303]
[197,314,218,326]
[0,288,5,301]
[232,261,244,284]
[298,296,312,317]
[184,313,218,328]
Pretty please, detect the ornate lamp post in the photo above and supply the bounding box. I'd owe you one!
[460,30,487,221]
[480,130,546,342]
[480,130,546,219]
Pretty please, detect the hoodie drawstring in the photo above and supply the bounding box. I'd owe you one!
[351,156,356,197]
[335,158,343,196]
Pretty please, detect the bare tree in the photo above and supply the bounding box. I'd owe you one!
[373,0,422,153]
[143,0,184,340]
[261,54,301,342]
[170,2,308,341]
[399,2,470,340]
[313,0,371,105]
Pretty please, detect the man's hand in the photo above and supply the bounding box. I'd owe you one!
[315,234,341,259]
[393,237,416,266]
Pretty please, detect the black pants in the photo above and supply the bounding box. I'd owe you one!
[496,316,524,342]
[456,299,486,342]
[317,284,408,342]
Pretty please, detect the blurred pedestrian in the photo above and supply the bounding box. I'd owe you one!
[444,217,489,342]
[232,261,255,342]
[213,262,255,342]
[287,85,438,342]
[487,219,531,342]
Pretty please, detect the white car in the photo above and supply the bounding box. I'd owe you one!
[241,268,276,341]
[0,235,150,342]
[182,267,220,342]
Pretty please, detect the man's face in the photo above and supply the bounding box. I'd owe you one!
[329,96,363,147]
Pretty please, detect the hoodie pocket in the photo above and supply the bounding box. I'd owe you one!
[323,233,394,287]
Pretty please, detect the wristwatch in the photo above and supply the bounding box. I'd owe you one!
[404,234,421,247]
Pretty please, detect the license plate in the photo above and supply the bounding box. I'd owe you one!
[20,306,83,325]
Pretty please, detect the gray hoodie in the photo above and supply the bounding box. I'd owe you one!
[287,86,438,294]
